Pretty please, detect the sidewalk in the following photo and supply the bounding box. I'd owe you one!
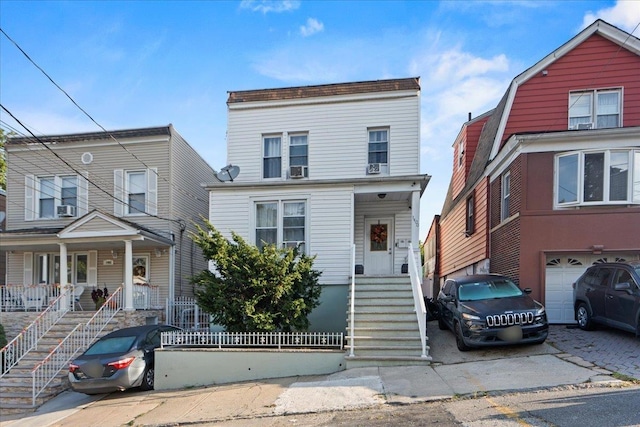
[0,326,625,427]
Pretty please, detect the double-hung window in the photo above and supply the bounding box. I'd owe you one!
[368,128,389,171]
[35,253,87,285]
[289,133,308,177]
[569,89,621,129]
[36,175,79,219]
[263,135,282,179]
[555,149,640,207]
[127,171,147,214]
[501,172,511,221]
[255,200,306,252]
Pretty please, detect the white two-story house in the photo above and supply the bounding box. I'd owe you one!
[205,78,431,342]
[2,125,214,313]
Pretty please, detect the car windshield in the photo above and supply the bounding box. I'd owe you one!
[84,336,137,355]
[458,279,524,301]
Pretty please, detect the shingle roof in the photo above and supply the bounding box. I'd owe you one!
[8,125,172,145]
[227,77,420,104]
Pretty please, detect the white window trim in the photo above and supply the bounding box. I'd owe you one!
[252,198,308,253]
[554,148,639,208]
[568,88,622,129]
[262,134,283,180]
[501,172,511,221]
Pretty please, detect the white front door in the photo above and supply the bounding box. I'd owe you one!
[364,217,394,275]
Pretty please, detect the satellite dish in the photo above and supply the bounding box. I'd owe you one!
[215,164,240,182]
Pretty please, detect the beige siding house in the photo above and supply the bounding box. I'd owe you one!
[2,125,213,310]
[206,78,431,333]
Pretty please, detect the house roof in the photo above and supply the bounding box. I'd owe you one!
[227,77,420,104]
[8,125,172,145]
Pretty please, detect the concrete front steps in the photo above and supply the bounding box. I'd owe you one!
[0,311,121,415]
[345,276,431,368]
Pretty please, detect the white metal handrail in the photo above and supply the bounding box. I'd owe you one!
[0,289,71,377]
[31,323,84,406]
[408,243,430,359]
[161,331,344,350]
[349,244,356,357]
[30,287,124,406]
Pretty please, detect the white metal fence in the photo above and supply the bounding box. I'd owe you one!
[166,296,211,331]
[161,330,344,350]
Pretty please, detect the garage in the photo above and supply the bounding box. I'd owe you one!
[544,253,639,324]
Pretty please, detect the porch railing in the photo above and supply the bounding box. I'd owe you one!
[30,287,123,406]
[166,296,211,331]
[408,243,430,359]
[0,289,71,377]
[161,331,344,350]
[133,283,160,309]
[1,284,62,312]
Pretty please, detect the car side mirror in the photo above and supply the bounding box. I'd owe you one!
[614,282,632,293]
[523,288,532,294]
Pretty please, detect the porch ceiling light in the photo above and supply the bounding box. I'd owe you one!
[377,193,386,199]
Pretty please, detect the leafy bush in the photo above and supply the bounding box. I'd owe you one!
[191,220,322,332]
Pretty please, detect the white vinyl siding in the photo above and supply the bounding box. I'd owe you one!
[227,94,420,182]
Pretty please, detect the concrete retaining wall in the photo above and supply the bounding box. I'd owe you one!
[155,348,346,390]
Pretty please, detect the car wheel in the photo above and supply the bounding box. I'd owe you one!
[576,303,594,331]
[140,366,155,391]
[438,316,448,331]
[454,321,470,352]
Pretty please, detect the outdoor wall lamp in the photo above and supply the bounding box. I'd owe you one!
[378,193,386,199]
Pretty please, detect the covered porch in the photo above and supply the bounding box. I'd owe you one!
[1,210,173,313]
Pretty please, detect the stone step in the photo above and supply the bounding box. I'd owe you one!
[349,290,414,299]
[347,312,416,322]
[348,327,420,338]
[345,354,431,369]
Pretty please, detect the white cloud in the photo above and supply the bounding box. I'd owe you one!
[239,0,300,14]
[300,18,324,37]
[581,0,640,33]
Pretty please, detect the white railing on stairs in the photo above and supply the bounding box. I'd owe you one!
[408,243,430,359]
[349,244,356,357]
[30,287,124,406]
[0,289,71,377]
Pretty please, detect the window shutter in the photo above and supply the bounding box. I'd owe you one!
[114,169,124,216]
[147,168,158,216]
[78,172,89,216]
[25,175,35,221]
[88,250,98,286]
[23,252,33,284]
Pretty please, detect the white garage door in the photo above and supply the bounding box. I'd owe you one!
[544,253,639,324]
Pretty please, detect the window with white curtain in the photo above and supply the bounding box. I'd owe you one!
[569,89,621,129]
[38,177,56,218]
[255,200,306,252]
[368,129,389,164]
[263,135,282,178]
[555,149,639,207]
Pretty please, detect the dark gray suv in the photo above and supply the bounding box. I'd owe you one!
[573,261,640,336]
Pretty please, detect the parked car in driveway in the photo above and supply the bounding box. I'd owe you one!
[437,274,548,351]
[573,261,640,336]
[69,324,180,394]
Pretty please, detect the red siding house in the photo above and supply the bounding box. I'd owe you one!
[426,20,640,324]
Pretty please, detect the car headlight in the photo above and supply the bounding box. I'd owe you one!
[462,313,481,321]
[535,306,546,316]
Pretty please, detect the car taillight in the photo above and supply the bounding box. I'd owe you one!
[107,357,135,370]
[69,363,79,373]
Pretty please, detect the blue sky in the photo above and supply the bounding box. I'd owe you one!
[1,0,639,238]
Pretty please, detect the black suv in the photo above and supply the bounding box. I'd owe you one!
[437,274,548,351]
[573,261,640,335]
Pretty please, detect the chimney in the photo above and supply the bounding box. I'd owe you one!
[468,112,472,121]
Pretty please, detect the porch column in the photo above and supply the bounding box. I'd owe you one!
[124,239,135,311]
[411,190,422,276]
[59,242,70,309]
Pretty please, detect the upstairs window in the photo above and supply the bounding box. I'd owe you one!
[127,171,147,215]
[263,135,282,179]
[36,175,78,219]
[555,149,640,207]
[458,139,465,169]
[289,133,308,178]
[569,89,621,130]
[368,129,389,166]
[465,193,475,235]
[501,172,511,221]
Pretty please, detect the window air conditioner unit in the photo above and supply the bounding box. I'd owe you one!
[576,122,593,130]
[57,205,76,217]
[367,163,381,174]
[289,165,306,179]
